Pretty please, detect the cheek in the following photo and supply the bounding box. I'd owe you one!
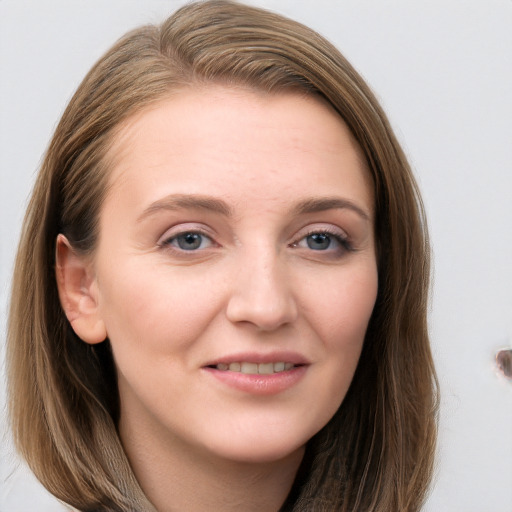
[96,258,225,359]
[301,263,378,390]
[306,263,378,340]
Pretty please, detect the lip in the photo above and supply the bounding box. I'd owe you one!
[202,351,310,396]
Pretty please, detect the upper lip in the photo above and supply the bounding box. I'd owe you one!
[202,351,310,367]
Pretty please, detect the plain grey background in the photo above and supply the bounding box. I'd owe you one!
[1,1,511,510]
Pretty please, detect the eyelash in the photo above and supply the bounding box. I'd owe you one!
[159,227,353,257]
[291,228,353,254]
[159,229,215,252]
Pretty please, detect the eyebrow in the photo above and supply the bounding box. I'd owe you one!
[137,194,371,223]
[137,194,233,222]
[292,197,371,221]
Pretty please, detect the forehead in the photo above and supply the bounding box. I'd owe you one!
[105,85,373,215]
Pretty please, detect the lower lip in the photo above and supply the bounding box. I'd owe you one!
[203,366,308,395]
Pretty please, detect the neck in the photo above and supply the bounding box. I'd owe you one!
[119,415,304,512]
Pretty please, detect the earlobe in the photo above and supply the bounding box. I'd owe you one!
[55,234,107,345]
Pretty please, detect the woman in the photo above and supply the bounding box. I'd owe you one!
[6,1,438,510]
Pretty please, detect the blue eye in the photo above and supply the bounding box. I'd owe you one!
[165,232,213,251]
[305,233,334,250]
[293,229,351,255]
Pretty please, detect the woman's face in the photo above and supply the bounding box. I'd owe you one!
[91,86,378,464]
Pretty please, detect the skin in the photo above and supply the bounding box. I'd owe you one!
[57,86,378,511]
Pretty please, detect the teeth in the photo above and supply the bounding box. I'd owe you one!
[274,362,285,372]
[241,362,258,374]
[215,362,296,374]
[258,363,274,375]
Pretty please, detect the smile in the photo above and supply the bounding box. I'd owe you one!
[204,361,308,395]
[213,362,296,374]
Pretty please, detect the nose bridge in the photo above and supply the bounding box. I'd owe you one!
[225,243,297,330]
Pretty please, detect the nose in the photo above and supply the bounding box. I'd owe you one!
[225,249,298,331]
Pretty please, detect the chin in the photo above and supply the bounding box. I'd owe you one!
[204,431,309,465]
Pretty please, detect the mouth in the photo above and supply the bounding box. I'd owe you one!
[203,359,308,395]
[208,362,300,375]
[202,353,309,394]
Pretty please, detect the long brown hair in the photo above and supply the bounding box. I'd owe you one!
[7,1,438,510]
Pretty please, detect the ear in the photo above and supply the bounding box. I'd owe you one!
[55,234,107,344]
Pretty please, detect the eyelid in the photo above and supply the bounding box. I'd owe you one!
[157,223,217,248]
[292,223,349,243]
[290,223,354,257]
